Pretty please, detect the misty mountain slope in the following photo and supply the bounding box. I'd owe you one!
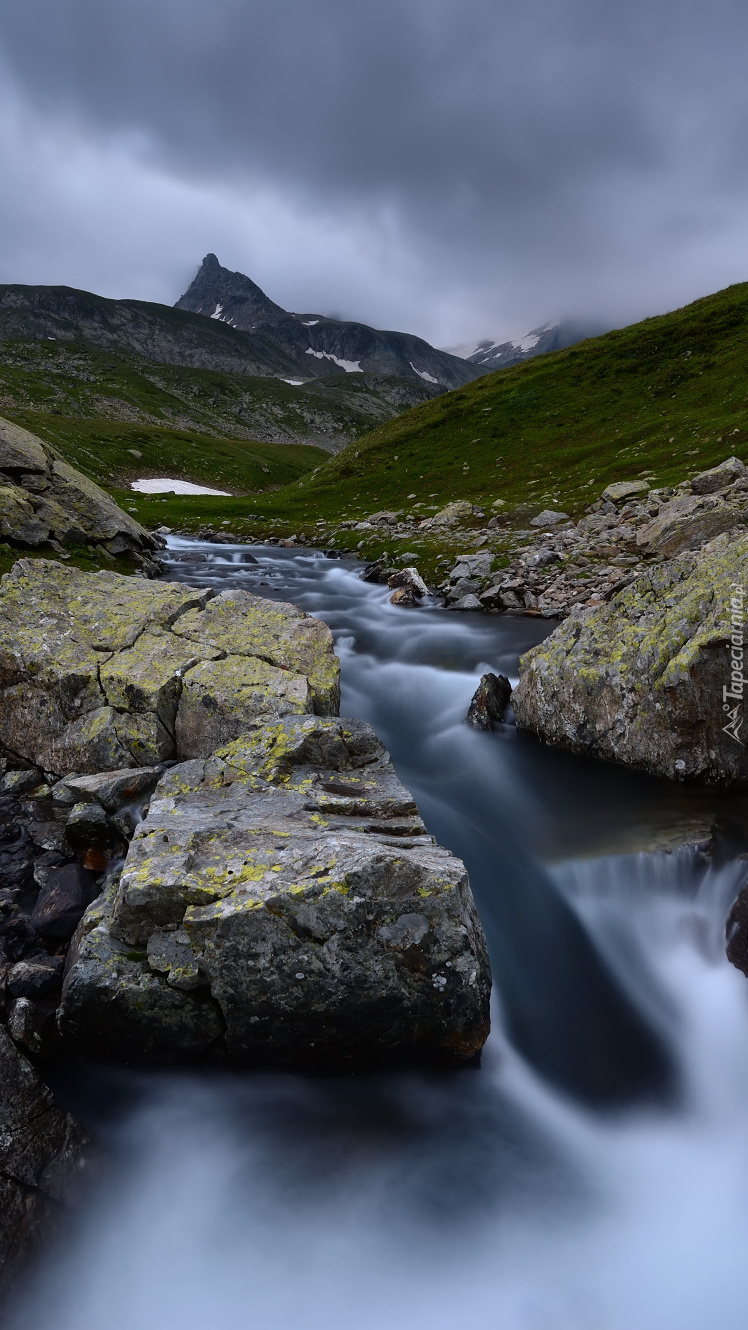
[457,319,610,371]
[175,253,482,389]
[237,278,748,525]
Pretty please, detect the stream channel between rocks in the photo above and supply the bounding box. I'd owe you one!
[10,537,748,1330]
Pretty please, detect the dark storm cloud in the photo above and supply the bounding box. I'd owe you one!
[1,0,747,339]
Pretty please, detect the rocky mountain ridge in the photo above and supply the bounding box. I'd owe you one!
[175,253,482,389]
[453,319,609,371]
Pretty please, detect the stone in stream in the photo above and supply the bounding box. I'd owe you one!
[0,560,340,775]
[466,673,512,730]
[30,862,100,939]
[512,531,748,784]
[387,566,429,606]
[0,1023,90,1299]
[59,715,492,1071]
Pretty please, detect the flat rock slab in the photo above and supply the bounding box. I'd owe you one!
[59,716,491,1071]
[0,561,340,776]
[512,531,748,784]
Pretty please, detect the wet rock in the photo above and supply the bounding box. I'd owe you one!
[388,567,428,606]
[513,532,748,784]
[727,883,748,975]
[466,673,512,729]
[448,594,483,611]
[59,716,492,1071]
[0,1023,90,1297]
[30,862,99,939]
[0,562,340,774]
[691,456,746,495]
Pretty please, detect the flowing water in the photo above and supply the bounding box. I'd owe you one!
[12,540,748,1330]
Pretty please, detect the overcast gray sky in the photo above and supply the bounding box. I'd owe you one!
[0,0,747,346]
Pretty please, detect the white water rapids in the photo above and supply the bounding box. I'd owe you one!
[11,541,748,1330]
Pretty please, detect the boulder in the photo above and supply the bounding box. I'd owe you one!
[0,561,340,775]
[466,673,512,729]
[529,509,569,527]
[423,500,475,528]
[59,715,491,1071]
[64,766,163,812]
[0,415,157,556]
[388,566,429,605]
[448,594,483,611]
[690,456,746,495]
[512,532,748,784]
[601,479,650,503]
[636,493,746,557]
[0,1024,89,1297]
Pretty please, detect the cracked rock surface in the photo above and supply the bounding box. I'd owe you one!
[59,715,491,1071]
[0,560,340,775]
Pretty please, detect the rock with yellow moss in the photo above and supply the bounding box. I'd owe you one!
[58,715,491,1070]
[0,561,340,774]
[512,532,748,784]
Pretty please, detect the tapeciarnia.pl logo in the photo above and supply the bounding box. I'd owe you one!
[723,581,745,745]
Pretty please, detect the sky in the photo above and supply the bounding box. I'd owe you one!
[0,0,747,348]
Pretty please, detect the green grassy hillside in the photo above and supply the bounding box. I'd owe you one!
[268,278,748,523]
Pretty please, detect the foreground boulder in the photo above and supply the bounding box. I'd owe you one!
[0,560,340,775]
[0,1025,89,1297]
[59,715,491,1070]
[512,532,748,784]
[0,414,158,558]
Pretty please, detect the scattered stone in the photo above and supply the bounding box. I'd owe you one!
[466,674,512,729]
[388,566,429,606]
[529,509,569,527]
[448,594,483,611]
[423,500,476,528]
[60,715,492,1071]
[601,479,650,503]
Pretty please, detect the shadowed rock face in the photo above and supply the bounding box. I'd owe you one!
[0,1025,90,1298]
[0,562,340,775]
[59,715,492,1071]
[512,531,748,785]
[0,415,158,557]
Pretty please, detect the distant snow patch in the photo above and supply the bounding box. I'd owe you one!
[210,303,224,319]
[283,379,306,386]
[131,478,231,496]
[305,348,362,372]
[302,320,320,326]
[409,362,439,384]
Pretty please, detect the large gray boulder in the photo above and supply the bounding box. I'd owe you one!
[0,414,157,556]
[59,715,491,1070]
[0,1025,90,1297]
[0,561,340,775]
[512,532,748,784]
